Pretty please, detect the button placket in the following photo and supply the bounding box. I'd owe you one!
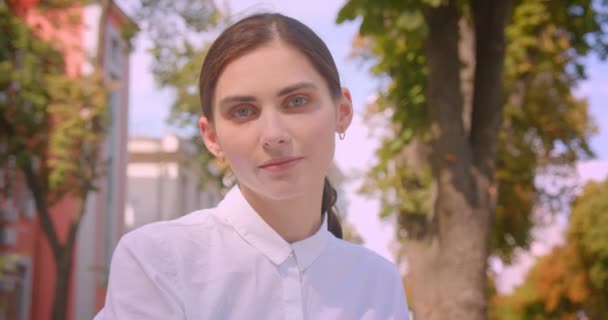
[281,253,304,320]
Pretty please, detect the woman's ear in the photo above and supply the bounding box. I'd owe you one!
[336,87,354,134]
[199,116,224,158]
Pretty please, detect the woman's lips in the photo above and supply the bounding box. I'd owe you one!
[259,157,303,172]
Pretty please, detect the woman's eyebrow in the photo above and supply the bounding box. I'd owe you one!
[277,82,317,97]
[218,95,256,109]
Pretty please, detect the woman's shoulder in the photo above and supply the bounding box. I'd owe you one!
[327,237,400,274]
[118,207,228,252]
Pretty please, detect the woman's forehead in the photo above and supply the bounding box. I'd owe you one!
[214,42,326,98]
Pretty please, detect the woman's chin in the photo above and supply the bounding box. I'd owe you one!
[244,182,307,202]
[262,186,306,201]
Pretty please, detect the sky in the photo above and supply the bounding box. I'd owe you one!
[491,160,608,293]
[127,0,608,292]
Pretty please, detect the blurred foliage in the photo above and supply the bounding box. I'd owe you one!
[0,1,108,204]
[0,254,21,280]
[337,0,606,263]
[342,219,365,244]
[131,0,233,191]
[490,179,608,319]
[1,2,113,319]
[133,0,222,85]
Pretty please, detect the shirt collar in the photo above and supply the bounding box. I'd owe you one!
[291,213,328,270]
[219,185,329,270]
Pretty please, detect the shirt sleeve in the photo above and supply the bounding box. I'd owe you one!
[394,272,411,319]
[93,230,185,320]
[387,265,410,320]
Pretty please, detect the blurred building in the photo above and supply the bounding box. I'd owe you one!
[0,1,134,320]
[125,134,222,232]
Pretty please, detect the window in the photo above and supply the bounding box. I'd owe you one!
[0,162,4,195]
[110,37,121,69]
[105,26,123,80]
[0,156,18,224]
[0,256,32,320]
[20,188,35,219]
[103,81,121,268]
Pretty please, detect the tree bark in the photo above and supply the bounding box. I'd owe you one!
[470,0,512,178]
[48,2,110,318]
[49,2,110,318]
[404,1,511,319]
[51,246,73,320]
[21,159,62,256]
[50,197,84,320]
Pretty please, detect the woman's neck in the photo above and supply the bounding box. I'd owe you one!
[239,184,323,243]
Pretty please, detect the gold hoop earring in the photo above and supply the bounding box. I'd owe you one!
[339,132,346,140]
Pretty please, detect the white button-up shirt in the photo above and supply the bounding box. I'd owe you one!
[95,186,409,319]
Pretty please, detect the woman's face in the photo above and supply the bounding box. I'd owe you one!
[199,40,352,201]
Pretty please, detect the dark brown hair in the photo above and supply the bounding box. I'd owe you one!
[198,13,343,239]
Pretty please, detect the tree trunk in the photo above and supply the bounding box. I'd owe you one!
[51,245,74,320]
[50,198,83,320]
[24,152,85,320]
[49,2,110,318]
[404,1,510,319]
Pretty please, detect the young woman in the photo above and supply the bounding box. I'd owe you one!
[95,13,409,320]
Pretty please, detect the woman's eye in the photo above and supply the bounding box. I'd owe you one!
[230,106,255,118]
[288,96,309,108]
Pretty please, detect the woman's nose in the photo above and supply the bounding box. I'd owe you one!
[261,111,290,149]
